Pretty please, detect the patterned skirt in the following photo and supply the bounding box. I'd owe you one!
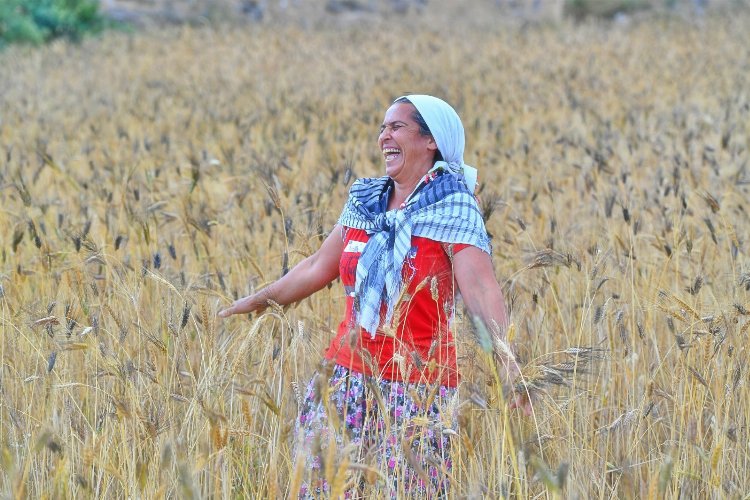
[294,363,458,498]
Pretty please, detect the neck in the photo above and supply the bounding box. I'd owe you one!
[388,171,429,210]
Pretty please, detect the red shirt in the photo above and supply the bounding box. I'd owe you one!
[324,227,469,387]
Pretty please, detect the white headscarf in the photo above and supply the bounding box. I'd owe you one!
[396,94,478,192]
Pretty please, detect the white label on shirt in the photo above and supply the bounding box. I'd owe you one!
[344,240,366,253]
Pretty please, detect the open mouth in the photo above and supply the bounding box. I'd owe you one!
[382,147,401,161]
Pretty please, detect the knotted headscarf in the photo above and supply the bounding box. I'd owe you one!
[397,94,478,192]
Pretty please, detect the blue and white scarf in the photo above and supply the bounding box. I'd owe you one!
[339,168,490,336]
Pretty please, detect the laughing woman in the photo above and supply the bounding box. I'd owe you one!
[219,95,530,497]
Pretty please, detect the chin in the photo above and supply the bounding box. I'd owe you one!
[384,163,403,178]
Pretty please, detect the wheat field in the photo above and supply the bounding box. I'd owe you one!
[1,2,749,498]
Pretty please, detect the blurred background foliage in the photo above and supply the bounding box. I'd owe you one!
[0,0,106,47]
[1,0,747,49]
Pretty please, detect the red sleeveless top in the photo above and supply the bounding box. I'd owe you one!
[324,227,469,387]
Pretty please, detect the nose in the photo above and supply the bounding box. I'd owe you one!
[379,125,391,142]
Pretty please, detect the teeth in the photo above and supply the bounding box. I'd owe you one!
[382,148,400,155]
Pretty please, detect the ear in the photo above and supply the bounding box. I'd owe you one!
[427,136,438,151]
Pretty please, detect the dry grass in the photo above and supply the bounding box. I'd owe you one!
[1,3,749,497]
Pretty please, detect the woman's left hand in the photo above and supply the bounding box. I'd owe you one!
[509,392,533,416]
[496,352,533,416]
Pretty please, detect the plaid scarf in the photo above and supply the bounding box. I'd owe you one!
[338,169,491,336]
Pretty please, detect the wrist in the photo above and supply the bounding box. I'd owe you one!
[253,285,275,311]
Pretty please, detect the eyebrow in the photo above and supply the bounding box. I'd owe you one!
[380,120,409,129]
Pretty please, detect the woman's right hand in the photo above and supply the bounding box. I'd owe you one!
[218,295,262,318]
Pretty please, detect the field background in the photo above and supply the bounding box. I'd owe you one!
[1,1,750,497]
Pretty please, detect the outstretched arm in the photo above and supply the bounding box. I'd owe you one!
[218,225,345,318]
[453,246,532,415]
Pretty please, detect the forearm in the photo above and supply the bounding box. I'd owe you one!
[453,247,514,356]
[221,256,333,317]
[462,284,510,337]
[460,279,521,387]
[219,225,344,318]
[252,256,333,310]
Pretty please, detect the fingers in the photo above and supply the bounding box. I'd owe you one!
[218,298,243,318]
[519,395,533,416]
[218,296,259,319]
[508,393,533,417]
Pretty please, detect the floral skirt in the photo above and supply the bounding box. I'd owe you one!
[294,363,458,498]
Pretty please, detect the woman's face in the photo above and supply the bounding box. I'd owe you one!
[378,102,438,183]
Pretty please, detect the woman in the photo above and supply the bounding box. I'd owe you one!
[219,95,530,497]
